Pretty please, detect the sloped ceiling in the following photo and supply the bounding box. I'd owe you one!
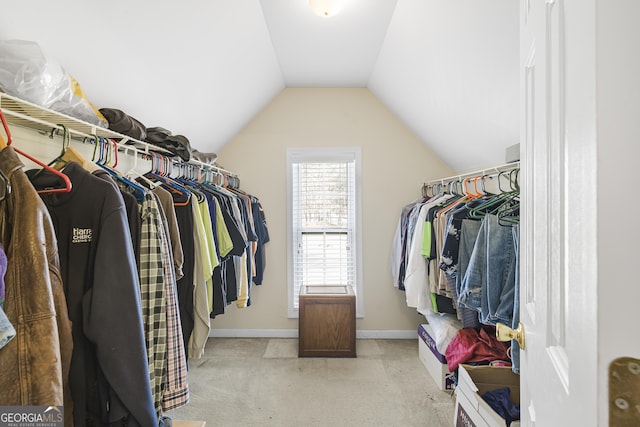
[369,0,519,171]
[0,0,518,172]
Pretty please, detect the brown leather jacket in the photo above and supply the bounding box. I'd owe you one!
[0,146,73,426]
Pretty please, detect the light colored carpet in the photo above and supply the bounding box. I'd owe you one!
[167,338,455,427]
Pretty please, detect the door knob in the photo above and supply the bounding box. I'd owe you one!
[496,322,526,350]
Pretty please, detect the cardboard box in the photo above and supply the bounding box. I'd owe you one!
[454,364,520,427]
[418,324,455,391]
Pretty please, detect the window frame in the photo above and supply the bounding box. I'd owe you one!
[286,147,363,318]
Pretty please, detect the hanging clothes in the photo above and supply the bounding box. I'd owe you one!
[232,189,259,306]
[390,198,423,290]
[192,181,247,309]
[188,196,212,359]
[97,166,190,414]
[152,191,190,411]
[174,178,267,317]
[251,199,270,286]
[0,111,265,425]
[394,172,520,329]
[200,185,246,317]
[458,214,517,326]
[402,193,454,313]
[153,186,185,281]
[28,161,157,427]
[174,199,195,355]
[395,171,521,375]
[137,193,169,417]
[391,195,458,313]
[0,147,74,426]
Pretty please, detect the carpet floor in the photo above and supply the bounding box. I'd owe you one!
[166,338,455,427]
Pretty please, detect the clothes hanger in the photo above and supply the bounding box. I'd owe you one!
[435,175,480,218]
[45,125,90,172]
[495,168,520,225]
[109,138,147,201]
[491,171,520,211]
[94,136,146,202]
[467,173,512,219]
[510,168,520,192]
[0,108,71,194]
[109,138,118,168]
[123,145,159,189]
[146,153,191,206]
[173,161,208,203]
[91,133,101,164]
[497,201,520,225]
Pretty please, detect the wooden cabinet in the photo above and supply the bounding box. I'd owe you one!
[298,285,356,357]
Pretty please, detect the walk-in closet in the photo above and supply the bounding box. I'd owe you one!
[1,1,639,426]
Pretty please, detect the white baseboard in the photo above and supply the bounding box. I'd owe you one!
[210,329,298,338]
[208,329,417,339]
[356,330,417,339]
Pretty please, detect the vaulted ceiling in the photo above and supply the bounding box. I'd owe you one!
[2,0,518,172]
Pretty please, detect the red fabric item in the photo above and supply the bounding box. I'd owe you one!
[445,326,509,372]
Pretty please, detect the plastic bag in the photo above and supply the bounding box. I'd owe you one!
[421,309,463,355]
[0,40,107,127]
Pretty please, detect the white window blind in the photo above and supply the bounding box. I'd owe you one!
[287,149,360,316]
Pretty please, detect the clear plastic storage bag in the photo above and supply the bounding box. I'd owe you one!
[0,39,107,127]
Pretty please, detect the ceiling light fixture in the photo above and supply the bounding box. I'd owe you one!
[308,0,344,18]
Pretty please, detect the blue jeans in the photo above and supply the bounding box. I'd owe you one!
[0,306,15,350]
[457,219,483,328]
[511,224,520,374]
[459,214,517,326]
[456,219,482,299]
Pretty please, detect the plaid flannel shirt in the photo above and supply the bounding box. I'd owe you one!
[150,192,190,411]
[139,195,168,417]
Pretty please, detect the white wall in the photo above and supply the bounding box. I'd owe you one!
[596,0,640,424]
[212,88,453,335]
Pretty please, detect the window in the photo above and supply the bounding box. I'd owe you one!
[287,148,362,317]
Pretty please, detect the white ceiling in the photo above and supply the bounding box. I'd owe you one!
[261,0,398,87]
[1,0,518,172]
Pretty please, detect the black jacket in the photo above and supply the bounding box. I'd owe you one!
[29,162,157,427]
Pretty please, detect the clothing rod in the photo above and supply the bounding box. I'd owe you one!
[187,158,237,177]
[424,161,520,186]
[44,124,236,178]
[87,137,238,179]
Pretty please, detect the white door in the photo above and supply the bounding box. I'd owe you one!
[519,0,599,425]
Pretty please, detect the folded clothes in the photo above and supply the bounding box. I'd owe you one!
[145,126,192,162]
[99,108,147,140]
[192,149,217,164]
[99,109,195,162]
